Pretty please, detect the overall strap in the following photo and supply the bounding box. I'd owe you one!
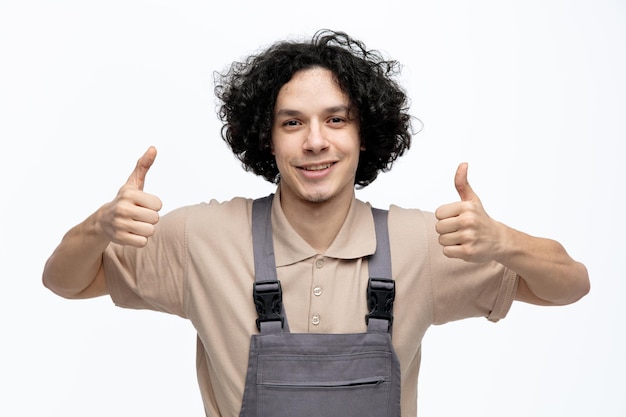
[251,196,395,334]
[251,195,287,333]
[365,208,395,333]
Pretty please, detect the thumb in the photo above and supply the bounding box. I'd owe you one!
[454,162,478,201]
[126,146,157,191]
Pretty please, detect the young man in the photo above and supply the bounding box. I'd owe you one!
[43,30,589,416]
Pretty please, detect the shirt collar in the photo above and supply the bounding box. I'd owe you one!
[271,189,377,267]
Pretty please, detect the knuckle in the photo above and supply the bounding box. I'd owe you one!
[145,224,156,237]
[110,216,127,230]
[111,202,131,219]
[117,185,134,199]
[459,214,477,230]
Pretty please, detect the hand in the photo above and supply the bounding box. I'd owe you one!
[435,163,501,263]
[98,147,163,247]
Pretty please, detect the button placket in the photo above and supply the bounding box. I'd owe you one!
[310,255,326,329]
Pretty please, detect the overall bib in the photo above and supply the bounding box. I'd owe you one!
[238,196,401,417]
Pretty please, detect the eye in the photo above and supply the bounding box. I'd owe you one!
[282,119,301,127]
[327,116,348,127]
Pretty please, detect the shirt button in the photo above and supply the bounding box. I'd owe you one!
[312,314,321,325]
[315,259,324,269]
[313,286,323,296]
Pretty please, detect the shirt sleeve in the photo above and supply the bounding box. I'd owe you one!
[420,210,518,324]
[388,205,518,325]
[103,205,191,318]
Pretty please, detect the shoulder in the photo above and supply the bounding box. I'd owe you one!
[368,203,438,265]
[387,204,435,224]
[153,197,254,243]
[163,197,254,224]
[356,200,437,247]
[386,204,437,239]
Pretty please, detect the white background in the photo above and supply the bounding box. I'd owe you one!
[1,0,624,416]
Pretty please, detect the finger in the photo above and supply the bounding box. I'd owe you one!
[454,162,477,202]
[124,218,158,238]
[438,232,461,248]
[129,204,161,225]
[131,190,163,213]
[438,227,474,246]
[435,202,462,221]
[441,244,468,260]
[126,146,157,191]
[114,231,151,248]
[435,217,459,235]
[108,210,158,246]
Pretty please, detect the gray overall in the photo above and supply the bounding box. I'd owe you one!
[238,195,401,417]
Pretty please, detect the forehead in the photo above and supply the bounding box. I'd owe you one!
[274,67,349,112]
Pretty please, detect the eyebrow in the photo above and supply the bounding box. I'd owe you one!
[274,105,351,118]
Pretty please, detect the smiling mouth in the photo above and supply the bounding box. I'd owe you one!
[299,162,335,171]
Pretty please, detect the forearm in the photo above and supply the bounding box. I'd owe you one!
[42,208,111,299]
[43,147,161,299]
[495,223,590,306]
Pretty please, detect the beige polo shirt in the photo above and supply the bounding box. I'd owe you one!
[104,191,518,417]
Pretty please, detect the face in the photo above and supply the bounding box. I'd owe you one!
[271,67,361,206]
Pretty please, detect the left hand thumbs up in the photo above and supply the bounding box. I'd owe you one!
[435,163,499,263]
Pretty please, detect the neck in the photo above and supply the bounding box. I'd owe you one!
[278,185,354,253]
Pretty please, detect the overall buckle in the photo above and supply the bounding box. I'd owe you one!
[253,280,285,331]
[365,277,395,330]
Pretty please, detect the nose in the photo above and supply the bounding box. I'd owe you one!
[303,121,329,153]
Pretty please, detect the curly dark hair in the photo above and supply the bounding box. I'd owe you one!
[214,29,414,187]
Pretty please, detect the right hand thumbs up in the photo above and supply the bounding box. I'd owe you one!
[126,145,157,191]
[99,147,163,247]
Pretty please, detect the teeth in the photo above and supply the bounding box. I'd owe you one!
[303,163,332,171]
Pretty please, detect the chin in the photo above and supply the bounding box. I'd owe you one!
[299,188,335,204]
[308,195,329,204]
[301,192,329,204]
